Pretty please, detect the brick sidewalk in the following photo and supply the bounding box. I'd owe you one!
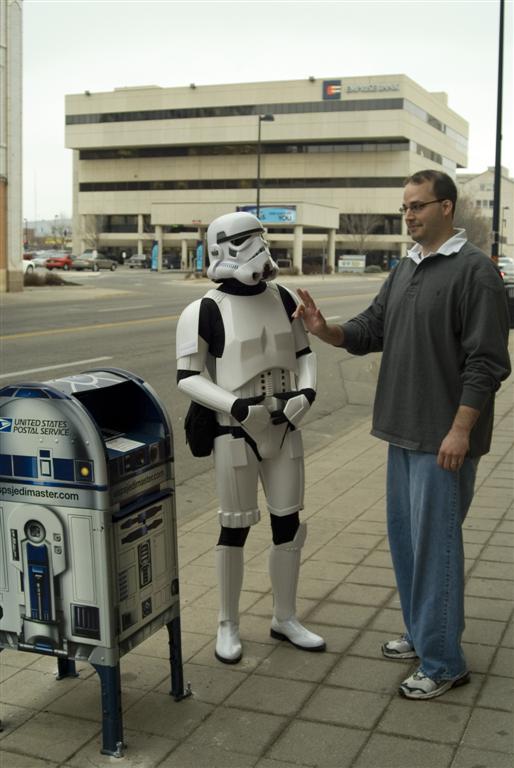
[1,342,512,768]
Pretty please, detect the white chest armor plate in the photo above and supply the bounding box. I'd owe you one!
[206,287,298,392]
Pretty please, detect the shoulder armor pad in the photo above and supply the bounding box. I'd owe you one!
[176,299,202,359]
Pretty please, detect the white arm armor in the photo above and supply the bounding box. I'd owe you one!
[279,299,317,427]
[296,345,317,391]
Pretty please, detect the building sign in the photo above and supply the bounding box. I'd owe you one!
[346,83,400,93]
[322,80,342,100]
[337,254,366,273]
[237,205,297,224]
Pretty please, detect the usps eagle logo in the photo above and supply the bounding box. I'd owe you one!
[0,418,13,432]
[323,80,342,100]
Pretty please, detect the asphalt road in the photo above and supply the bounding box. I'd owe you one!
[1,267,385,490]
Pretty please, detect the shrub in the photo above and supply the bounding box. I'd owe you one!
[24,271,79,287]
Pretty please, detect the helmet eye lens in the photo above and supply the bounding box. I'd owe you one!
[231,235,250,247]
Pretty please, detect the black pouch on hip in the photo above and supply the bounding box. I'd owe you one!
[184,402,217,457]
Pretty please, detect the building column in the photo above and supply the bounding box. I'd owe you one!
[137,214,144,255]
[155,224,163,271]
[79,214,87,255]
[293,225,303,275]
[71,151,81,257]
[181,239,188,270]
[2,0,23,292]
[327,228,336,273]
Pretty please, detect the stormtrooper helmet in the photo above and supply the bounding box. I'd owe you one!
[206,211,279,285]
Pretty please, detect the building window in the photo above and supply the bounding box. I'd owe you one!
[338,213,402,235]
[101,215,138,233]
[79,177,406,193]
[67,97,405,126]
[143,215,154,233]
[79,139,412,161]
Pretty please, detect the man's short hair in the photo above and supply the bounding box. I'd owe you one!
[404,170,458,216]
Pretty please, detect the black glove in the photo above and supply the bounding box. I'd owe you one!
[231,394,266,423]
[270,389,316,425]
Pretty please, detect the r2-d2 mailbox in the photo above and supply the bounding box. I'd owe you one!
[0,368,189,756]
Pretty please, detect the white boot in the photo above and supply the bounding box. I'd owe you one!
[269,523,326,651]
[215,545,244,663]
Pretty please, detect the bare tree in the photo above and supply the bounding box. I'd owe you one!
[339,212,383,254]
[454,195,491,253]
[81,215,101,251]
[52,213,69,249]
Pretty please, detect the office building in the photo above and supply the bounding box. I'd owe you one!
[457,166,514,259]
[65,74,468,272]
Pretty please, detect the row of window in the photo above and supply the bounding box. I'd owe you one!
[95,215,197,234]
[79,140,456,175]
[80,139,411,160]
[68,97,403,124]
[79,177,405,192]
[66,97,467,148]
[475,200,494,208]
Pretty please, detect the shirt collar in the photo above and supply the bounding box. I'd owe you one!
[407,228,467,264]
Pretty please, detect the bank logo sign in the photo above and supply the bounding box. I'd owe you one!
[322,80,342,100]
[0,418,13,432]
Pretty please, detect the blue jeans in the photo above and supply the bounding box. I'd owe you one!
[386,445,478,680]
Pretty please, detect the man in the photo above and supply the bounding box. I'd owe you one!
[294,170,510,700]
[176,211,325,664]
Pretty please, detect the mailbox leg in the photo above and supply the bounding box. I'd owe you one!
[92,663,124,757]
[56,657,78,679]
[167,616,190,701]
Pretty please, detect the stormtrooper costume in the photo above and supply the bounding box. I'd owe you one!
[176,211,325,663]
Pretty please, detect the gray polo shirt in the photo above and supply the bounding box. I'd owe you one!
[341,240,511,457]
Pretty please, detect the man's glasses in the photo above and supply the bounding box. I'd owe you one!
[399,199,446,215]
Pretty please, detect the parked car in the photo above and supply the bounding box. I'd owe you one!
[30,251,56,267]
[72,253,117,271]
[126,254,150,269]
[498,257,514,283]
[45,252,75,271]
[22,259,35,274]
[81,249,123,264]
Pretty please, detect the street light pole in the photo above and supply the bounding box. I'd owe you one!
[491,0,505,261]
[256,114,274,219]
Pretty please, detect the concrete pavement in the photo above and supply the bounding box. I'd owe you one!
[0,339,512,768]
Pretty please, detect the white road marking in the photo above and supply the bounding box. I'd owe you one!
[0,356,113,379]
[96,305,152,313]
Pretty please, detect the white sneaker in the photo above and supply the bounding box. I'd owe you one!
[381,635,418,660]
[399,668,470,700]
[270,617,326,651]
[215,620,242,664]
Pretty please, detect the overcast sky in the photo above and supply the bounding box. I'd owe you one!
[23,0,513,221]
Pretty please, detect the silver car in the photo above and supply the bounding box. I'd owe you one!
[71,252,117,272]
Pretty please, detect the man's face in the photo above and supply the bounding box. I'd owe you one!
[402,180,452,248]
